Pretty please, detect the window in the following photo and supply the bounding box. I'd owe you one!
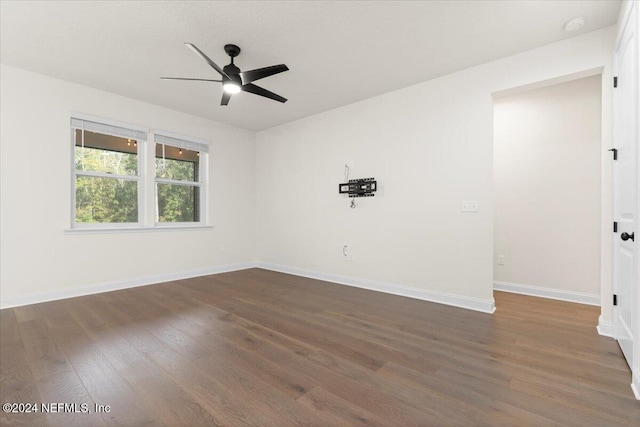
[70,116,210,231]
[71,117,146,226]
[154,133,208,224]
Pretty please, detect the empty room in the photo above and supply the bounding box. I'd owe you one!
[1,1,639,426]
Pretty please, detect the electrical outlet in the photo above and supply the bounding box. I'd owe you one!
[497,255,505,265]
[219,244,226,253]
[461,201,479,212]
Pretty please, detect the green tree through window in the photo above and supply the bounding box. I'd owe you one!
[157,183,197,222]
[74,130,139,224]
[155,143,201,223]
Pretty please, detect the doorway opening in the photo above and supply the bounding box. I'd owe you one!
[492,75,603,306]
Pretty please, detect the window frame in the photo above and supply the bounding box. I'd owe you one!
[153,130,209,228]
[70,114,147,229]
[68,114,211,232]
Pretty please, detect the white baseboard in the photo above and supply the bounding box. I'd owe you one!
[632,368,640,400]
[494,281,600,306]
[0,262,255,309]
[1,260,496,314]
[256,262,496,314]
[596,315,615,338]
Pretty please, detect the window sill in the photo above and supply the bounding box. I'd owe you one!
[64,225,214,235]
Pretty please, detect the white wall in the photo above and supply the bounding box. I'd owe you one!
[255,27,614,312]
[0,64,255,305]
[494,76,602,296]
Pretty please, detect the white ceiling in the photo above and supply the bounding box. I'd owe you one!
[0,1,621,132]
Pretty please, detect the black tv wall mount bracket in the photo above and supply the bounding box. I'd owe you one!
[338,178,377,198]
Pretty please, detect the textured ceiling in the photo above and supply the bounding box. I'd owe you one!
[0,1,621,131]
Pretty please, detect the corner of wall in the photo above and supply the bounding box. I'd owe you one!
[251,129,259,264]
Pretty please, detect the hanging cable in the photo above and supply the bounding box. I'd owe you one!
[345,164,356,208]
[162,143,166,172]
[81,125,86,171]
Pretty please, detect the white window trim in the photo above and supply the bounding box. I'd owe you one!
[70,112,148,136]
[76,171,141,181]
[69,115,211,233]
[155,178,203,186]
[64,225,214,234]
[153,129,210,149]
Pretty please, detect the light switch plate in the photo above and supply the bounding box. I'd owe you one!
[461,200,479,212]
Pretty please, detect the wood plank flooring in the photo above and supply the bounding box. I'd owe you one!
[1,268,638,426]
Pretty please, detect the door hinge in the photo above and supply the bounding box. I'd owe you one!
[614,221,618,232]
[613,294,618,306]
[608,148,618,160]
[614,76,618,88]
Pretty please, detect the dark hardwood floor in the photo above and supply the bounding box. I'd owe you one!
[1,268,638,426]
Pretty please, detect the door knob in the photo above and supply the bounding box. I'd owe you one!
[621,232,635,242]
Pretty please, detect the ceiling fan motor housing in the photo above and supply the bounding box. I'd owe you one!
[223,63,242,84]
[224,44,241,58]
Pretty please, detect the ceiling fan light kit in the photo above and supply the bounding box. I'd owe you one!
[222,82,241,94]
[161,43,289,106]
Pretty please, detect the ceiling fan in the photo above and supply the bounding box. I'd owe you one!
[161,43,289,106]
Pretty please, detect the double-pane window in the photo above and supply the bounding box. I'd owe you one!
[71,118,145,226]
[155,134,207,224]
[70,116,209,229]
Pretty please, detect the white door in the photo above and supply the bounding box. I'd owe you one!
[612,1,638,369]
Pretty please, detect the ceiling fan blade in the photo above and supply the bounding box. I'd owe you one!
[241,83,287,103]
[184,43,231,79]
[239,64,289,85]
[221,91,231,106]
[161,77,222,82]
